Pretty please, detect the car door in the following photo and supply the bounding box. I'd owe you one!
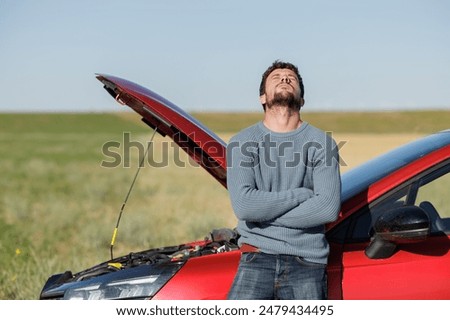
[336,160,450,299]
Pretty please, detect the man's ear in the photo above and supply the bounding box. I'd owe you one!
[260,94,266,105]
[300,98,305,107]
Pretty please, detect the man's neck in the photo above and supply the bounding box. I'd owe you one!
[263,106,303,133]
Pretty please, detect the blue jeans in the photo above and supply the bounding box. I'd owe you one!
[227,252,327,300]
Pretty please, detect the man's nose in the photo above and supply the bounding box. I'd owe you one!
[281,75,291,83]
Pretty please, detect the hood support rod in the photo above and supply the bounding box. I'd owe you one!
[110,126,159,260]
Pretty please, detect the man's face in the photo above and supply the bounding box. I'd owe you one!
[260,68,303,110]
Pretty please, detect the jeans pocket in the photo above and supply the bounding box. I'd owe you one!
[294,256,326,268]
[241,252,259,263]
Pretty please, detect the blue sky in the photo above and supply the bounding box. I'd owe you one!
[1,0,449,112]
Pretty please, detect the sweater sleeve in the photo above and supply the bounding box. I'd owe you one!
[226,139,314,222]
[272,138,341,228]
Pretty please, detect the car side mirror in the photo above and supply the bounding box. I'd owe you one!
[365,205,430,259]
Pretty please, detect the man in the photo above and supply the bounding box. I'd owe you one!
[226,60,341,300]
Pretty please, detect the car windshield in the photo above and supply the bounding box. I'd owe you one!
[341,130,450,202]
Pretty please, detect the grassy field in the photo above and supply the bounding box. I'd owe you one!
[0,110,449,299]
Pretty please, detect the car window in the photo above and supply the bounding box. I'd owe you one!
[331,160,450,243]
[415,171,450,219]
[415,168,450,233]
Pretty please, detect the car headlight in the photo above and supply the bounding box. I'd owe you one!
[62,262,183,300]
[64,275,161,300]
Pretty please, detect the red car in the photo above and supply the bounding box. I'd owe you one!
[40,75,450,300]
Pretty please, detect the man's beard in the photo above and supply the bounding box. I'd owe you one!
[266,91,302,111]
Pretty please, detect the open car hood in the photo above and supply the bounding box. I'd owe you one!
[96,74,227,187]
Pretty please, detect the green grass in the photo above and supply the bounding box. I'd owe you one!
[0,110,448,299]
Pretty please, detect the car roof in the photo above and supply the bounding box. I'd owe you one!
[341,129,450,202]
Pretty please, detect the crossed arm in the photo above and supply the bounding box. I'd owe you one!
[227,140,341,229]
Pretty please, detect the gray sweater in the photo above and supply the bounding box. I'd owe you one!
[226,121,341,264]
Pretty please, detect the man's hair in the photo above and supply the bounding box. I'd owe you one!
[259,60,304,99]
